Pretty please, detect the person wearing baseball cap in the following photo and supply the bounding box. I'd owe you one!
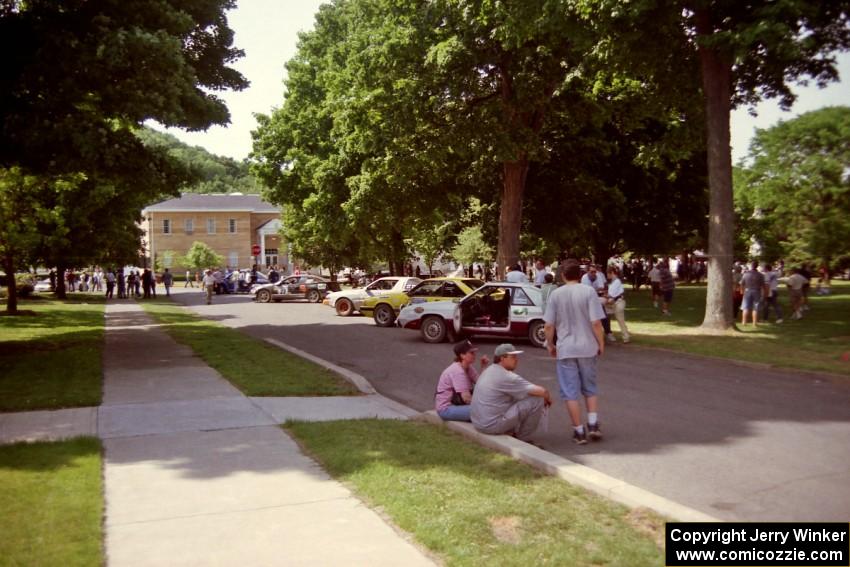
[434,340,490,421]
[469,343,552,442]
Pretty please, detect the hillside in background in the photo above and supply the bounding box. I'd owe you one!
[137,128,260,194]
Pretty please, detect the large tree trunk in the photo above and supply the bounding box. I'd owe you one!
[496,158,528,280]
[3,253,18,314]
[56,261,68,299]
[696,10,735,330]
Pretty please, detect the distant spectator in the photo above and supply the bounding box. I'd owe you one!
[739,261,766,326]
[533,259,551,285]
[785,268,808,320]
[658,262,675,316]
[162,268,173,297]
[606,267,630,343]
[105,270,115,299]
[505,264,529,283]
[648,261,662,308]
[203,269,216,305]
[761,264,783,324]
[141,269,152,299]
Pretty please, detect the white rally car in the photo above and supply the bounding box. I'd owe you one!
[324,276,421,316]
[396,282,548,347]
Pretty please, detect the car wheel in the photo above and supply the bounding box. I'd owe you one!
[335,298,354,316]
[373,304,396,327]
[528,320,546,348]
[256,289,272,303]
[421,316,448,343]
[307,289,321,303]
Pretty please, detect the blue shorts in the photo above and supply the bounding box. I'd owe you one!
[556,357,598,401]
[741,289,762,311]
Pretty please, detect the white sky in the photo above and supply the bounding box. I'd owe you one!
[153,1,850,164]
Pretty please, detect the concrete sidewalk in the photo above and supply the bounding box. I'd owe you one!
[2,303,435,566]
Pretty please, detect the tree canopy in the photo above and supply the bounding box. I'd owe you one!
[735,106,850,270]
[0,0,247,311]
[252,0,709,276]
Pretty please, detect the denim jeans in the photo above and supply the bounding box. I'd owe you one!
[438,405,471,422]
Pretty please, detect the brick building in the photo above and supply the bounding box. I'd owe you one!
[141,194,286,271]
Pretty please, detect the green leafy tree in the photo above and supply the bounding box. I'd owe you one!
[0,169,65,311]
[182,242,224,272]
[406,218,456,277]
[0,0,247,311]
[136,128,260,194]
[736,106,850,270]
[451,227,493,270]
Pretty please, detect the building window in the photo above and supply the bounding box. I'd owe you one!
[228,251,238,268]
[229,218,237,233]
[162,219,171,235]
[207,218,216,234]
[184,218,194,235]
[163,251,174,268]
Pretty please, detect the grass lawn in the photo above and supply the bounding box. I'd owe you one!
[0,437,104,566]
[621,280,850,376]
[140,298,359,396]
[0,295,104,412]
[287,419,664,567]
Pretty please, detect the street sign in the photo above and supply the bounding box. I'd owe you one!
[251,244,261,256]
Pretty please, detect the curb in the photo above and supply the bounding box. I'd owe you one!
[264,336,719,523]
[419,411,718,523]
[264,338,376,394]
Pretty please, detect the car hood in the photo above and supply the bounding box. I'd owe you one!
[326,288,369,301]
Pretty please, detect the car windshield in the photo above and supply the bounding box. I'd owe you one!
[409,280,445,296]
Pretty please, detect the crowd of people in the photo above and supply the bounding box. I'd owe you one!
[57,267,177,299]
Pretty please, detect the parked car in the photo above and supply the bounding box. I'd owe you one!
[324,276,421,316]
[218,270,269,294]
[359,277,484,327]
[252,274,341,303]
[33,278,53,292]
[396,282,547,347]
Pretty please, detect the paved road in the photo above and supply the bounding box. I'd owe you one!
[168,287,850,522]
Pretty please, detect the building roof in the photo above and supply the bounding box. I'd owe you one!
[142,193,279,214]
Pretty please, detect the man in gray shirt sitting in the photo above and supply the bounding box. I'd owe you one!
[470,344,552,442]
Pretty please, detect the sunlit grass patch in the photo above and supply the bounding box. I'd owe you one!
[141,299,359,396]
[0,437,103,566]
[287,419,665,566]
[0,297,104,411]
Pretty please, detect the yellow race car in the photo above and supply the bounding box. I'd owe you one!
[359,277,484,327]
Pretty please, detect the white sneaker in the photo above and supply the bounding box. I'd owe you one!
[606,334,617,344]
[775,318,783,324]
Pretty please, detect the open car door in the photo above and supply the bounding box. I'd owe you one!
[453,303,462,334]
